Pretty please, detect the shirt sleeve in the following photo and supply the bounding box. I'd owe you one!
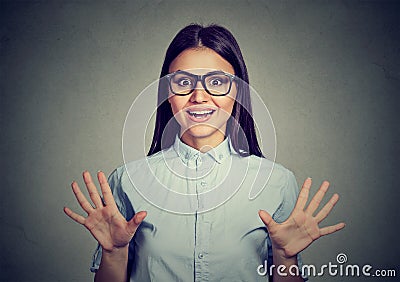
[266,169,308,281]
[90,167,135,273]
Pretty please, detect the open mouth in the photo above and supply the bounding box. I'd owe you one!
[185,109,216,122]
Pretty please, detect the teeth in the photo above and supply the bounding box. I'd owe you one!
[187,110,214,116]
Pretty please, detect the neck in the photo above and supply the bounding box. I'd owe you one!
[180,131,225,153]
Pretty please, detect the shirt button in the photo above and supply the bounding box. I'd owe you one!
[219,154,224,160]
[198,253,204,259]
[187,160,196,169]
[200,181,207,187]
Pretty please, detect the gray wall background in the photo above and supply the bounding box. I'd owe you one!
[1,1,399,281]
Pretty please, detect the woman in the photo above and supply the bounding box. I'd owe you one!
[64,24,345,282]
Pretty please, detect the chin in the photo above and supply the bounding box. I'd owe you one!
[182,125,225,140]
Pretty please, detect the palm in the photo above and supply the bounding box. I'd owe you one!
[84,201,133,251]
[259,178,345,259]
[64,171,146,252]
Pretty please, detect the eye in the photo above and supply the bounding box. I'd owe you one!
[178,78,192,87]
[172,76,193,88]
[209,78,223,86]
[206,75,229,87]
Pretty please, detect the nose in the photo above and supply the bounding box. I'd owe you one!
[190,80,209,103]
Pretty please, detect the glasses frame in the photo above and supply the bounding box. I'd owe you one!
[166,70,236,96]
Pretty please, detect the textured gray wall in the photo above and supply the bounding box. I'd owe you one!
[1,1,399,281]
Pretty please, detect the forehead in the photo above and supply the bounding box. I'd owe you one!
[169,48,235,75]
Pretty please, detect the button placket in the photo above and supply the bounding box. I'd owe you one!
[186,154,199,169]
[194,218,211,281]
[194,153,211,281]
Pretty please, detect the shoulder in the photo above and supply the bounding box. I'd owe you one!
[237,154,296,189]
[108,147,174,186]
[250,158,299,222]
[237,155,299,217]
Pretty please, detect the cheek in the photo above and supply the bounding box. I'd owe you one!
[214,96,236,116]
[168,96,186,115]
[226,100,236,116]
[224,86,237,114]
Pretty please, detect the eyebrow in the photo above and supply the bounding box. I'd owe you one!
[173,69,229,75]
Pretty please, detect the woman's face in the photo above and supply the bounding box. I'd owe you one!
[168,47,237,146]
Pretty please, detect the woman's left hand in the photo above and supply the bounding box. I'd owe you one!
[259,177,345,259]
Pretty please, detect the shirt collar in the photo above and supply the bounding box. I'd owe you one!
[173,135,231,164]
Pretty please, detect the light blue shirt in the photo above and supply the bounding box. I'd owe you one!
[91,136,305,281]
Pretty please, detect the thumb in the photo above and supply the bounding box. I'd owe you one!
[258,210,276,230]
[127,211,147,234]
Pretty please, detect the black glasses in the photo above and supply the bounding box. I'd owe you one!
[166,70,236,96]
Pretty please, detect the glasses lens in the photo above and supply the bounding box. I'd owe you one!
[205,74,231,95]
[170,73,195,95]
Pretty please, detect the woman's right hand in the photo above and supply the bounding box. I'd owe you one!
[64,170,147,253]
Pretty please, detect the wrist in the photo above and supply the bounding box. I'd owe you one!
[271,247,302,281]
[96,245,129,282]
[272,246,298,265]
[102,244,129,261]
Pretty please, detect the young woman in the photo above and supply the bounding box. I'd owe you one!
[64,24,345,282]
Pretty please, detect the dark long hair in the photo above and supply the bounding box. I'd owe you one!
[147,24,263,158]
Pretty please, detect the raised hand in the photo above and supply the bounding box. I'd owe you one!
[259,178,345,259]
[64,171,146,253]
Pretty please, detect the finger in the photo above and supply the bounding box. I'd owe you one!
[258,210,277,230]
[315,193,340,223]
[97,171,117,209]
[305,180,330,215]
[319,222,345,236]
[63,206,86,225]
[127,211,147,234]
[71,181,94,213]
[83,171,103,208]
[294,177,312,211]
